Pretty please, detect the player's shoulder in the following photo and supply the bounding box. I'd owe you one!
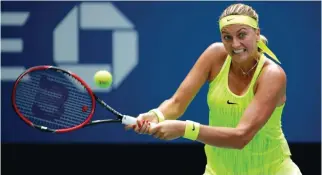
[204,42,228,64]
[200,42,229,82]
[259,58,287,84]
[207,42,227,57]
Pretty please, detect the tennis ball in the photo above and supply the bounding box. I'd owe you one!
[94,70,113,88]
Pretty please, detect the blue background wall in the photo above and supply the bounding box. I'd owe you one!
[1,1,321,144]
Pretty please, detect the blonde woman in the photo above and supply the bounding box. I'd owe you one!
[127,3,302,175]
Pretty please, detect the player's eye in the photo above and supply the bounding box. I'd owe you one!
[238,32,247,39]
[223,35,232,41]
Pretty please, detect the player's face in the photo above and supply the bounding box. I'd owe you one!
[221,24,260,63]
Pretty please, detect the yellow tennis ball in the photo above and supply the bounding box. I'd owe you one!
[94,70,113,88]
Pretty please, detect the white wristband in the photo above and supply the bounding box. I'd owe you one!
[149,109,165,123]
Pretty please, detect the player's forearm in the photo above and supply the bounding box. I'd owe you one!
[196,125,247,149]
[157,98,185,120]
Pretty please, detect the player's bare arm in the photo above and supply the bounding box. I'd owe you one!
[157,43,226,120]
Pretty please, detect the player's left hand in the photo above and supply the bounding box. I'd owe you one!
[148,120,186,140]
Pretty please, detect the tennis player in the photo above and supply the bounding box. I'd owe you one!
[126,3,302,175]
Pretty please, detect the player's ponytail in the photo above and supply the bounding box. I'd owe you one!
[258,34,268,53]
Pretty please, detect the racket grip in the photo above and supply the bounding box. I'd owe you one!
[121,115,157,127]
[122,115,137,125]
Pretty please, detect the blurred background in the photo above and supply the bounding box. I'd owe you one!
[1,1,321,175]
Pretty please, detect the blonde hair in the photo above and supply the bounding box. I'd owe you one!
[220,3,268,49]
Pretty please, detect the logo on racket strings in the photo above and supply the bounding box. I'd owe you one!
[82,106,88,112]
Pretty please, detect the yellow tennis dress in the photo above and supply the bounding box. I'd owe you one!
[204,54,302,175]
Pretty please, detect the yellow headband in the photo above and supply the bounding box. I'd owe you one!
[219,15,281,64]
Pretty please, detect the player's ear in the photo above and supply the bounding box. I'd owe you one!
[255,28,260,41]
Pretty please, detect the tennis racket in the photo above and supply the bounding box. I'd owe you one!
[11,65,143,133]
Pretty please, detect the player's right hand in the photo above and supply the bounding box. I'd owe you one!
[125,112,158,134]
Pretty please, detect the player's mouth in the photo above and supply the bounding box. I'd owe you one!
[232,49,246,54]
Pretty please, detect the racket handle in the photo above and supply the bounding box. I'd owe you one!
[122,115,138,125]
[121,115,157,127]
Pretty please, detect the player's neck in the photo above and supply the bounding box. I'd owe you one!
[230,53,260,77]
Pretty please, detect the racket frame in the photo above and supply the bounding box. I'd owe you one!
[11,65,99,133]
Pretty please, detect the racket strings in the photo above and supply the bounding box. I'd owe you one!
[14,69,94,130]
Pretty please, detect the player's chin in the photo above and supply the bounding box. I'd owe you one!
[232,55,248,63]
